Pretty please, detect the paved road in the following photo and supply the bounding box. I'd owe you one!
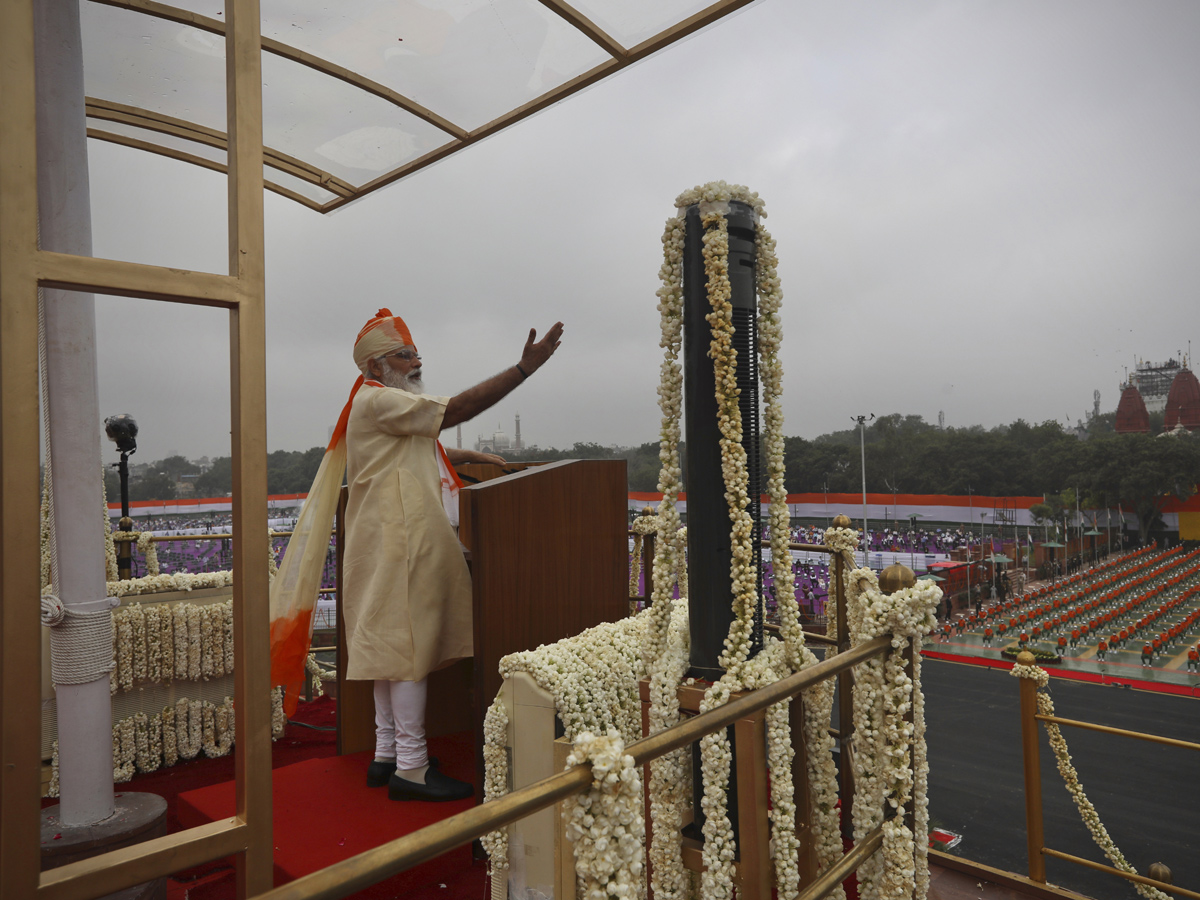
[922,657,1199,899]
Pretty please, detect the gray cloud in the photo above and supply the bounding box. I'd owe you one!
[90,0,1200,462]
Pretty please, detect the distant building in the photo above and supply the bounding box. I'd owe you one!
[1114,383,1150,434]
[1130,357,1185,414]
[1164,365,1200,432]
[477,413,524,455]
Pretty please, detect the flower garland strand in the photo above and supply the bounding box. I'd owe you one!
[846,565,940,900]
[563,730,646,900]
[1011,665,1169,900]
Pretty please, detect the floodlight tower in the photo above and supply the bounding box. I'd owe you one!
[681,199,764,681]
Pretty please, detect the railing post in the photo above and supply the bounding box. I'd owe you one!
[1017,649,1046,883]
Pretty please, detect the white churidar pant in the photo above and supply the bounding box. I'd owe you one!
[373,677,428,767]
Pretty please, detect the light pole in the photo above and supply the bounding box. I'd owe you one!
[853,414,874,568]
[104,414,138,580]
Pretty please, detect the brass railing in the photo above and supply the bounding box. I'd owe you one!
[1017,653,1199,899]
[256,632,895,900]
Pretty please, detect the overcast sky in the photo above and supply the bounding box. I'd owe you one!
[85,0,1200,463]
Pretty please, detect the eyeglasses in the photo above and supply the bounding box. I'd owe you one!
[382,349,421,363]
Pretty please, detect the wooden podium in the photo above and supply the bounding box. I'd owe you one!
[336,459,629,791]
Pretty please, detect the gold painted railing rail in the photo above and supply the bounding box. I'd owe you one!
[1017,651,1200,900]
[257,634,896,900]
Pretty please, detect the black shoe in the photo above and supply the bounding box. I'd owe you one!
[388,767,473,802]
[367,757,439,788]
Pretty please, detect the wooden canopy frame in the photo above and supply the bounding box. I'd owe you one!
[82,0,758,213]
[1,1,273,897]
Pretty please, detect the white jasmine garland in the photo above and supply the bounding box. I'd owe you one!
[481,698,511,872]
[107,570,235,598]
[176,697,201,760]
[186,604,202,681]
[848,570,940,900]
[305,653,335,697]
[173,604,189,679]
[113,717,136,782]
[136,531,159,576]
[47,741,60,799]
[271,686,287,737]
[200,603,215,679]
[115,607,134,692]
[146,604,162,683]
[223,599,236,673]
[162,704,178,767]
[564,730,646,900]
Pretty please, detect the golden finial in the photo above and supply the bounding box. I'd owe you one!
[832,514,852,528]
[1017,650,1036,666]
[879,563,916,594]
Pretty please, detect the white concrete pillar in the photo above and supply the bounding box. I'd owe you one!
[35,0,115,826]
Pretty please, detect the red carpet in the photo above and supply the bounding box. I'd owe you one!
[922,649,1200,696]
[177,731,481,900]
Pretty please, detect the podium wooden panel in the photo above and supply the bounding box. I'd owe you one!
[460,459,629,789]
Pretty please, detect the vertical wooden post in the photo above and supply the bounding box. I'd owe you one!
[1017,650,1046,883]
[225,0,272,895]
[789,693,819,885]
[733,709,771,900]
[0,1,44,896]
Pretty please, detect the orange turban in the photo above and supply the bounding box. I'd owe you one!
[353,308,415,370]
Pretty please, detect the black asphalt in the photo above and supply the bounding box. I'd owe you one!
[922,657,1199,899]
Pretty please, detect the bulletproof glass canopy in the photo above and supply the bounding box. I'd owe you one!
[81,0,752,212]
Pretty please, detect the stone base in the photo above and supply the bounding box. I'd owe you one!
[41,792,168,900]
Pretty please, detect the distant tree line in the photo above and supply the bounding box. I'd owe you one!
[107,414,1198,544]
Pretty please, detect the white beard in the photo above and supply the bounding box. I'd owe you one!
[377,366,424,394]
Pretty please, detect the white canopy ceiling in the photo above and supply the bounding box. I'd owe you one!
[81,0,754,211]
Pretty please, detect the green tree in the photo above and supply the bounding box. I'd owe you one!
[157,454,199,481]
[129,470,176,501]
[1081,434,1200,544]
[195,457,232,497]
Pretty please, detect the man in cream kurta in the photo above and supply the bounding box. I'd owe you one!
[342,385,472,684]
[343,308,563,802]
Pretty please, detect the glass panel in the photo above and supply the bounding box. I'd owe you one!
[255,0,610,131]
[82,2,227,133]
[261,52,456,184]
[567,0,714,49]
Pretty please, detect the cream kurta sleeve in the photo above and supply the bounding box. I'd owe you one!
[342,385,473,682]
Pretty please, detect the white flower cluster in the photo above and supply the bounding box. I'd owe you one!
[564,730,646,900]
[847,570,940,900]
[46,694,245,795]
[304,653,335,698]
[135,531,160,576]
[482,612,659,879]
[646,215,687,672]
[480,698,511,870]
[1009,664,1049,687]
[674,182,767,219]
[110,600,235,693]
[1034,687,1169,900]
